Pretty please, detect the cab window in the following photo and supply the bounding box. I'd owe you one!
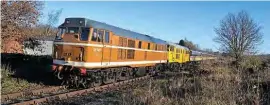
[105,31,110,43]
[56,27,66,40]
[97,30,104,42]
[91,29,98,41]
[67,27,79,33]
[147,43,150,50]
[80,28,90,41]
[138,41,142,48]
[91,29,104,42]
[170,46,174,51]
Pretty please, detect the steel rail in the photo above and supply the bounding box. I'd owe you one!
[1,86,64,103]
[11,76,150,105]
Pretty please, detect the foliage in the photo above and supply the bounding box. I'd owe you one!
[117,58,269,105]
[178,38,200,50]
[43,9,63,36]
[214,11,263,62]
[23,9,62,52]
[1,1,44,53]
[240,56,263,72]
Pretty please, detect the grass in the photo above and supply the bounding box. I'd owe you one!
[116,56,270,105]
[1,53,268,104]
[1,54,56,94]
[1,64,44,94]
[42,56,269,105]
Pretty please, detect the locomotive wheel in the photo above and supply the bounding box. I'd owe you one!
[69,75,80,88]
[56,71,64,80]
[103,70,115,84]
[119,70,128,81]
[93,71,102,87]
[127,69,133,79]
[93,79,102,87]
[79,77,89,88]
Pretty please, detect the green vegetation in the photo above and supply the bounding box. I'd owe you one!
[1,64,44,94]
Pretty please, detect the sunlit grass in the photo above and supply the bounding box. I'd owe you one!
[1,64,44,94]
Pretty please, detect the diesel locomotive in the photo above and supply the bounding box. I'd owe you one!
[52,18,215,88]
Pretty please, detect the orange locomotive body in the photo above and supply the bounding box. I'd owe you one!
[52,18,168,87]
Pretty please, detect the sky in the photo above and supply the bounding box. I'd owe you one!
[41,1,270,54]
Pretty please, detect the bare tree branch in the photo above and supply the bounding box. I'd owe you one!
[214,11,263,62]
[44,9,62,36]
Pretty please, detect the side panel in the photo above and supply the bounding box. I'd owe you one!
[101,31,112,66]
[53,30,168,69]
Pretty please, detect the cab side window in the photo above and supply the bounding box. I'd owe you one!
[138,41,142,48]
[170,46,174,51]
[97,30,104,42]
[91,28,104,42]
[147,43,150,50]
[105,31,110,43]
[91,29,98,41]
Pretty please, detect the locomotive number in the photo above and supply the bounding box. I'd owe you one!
[93,48,102,52]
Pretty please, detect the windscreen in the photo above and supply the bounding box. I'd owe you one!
[56,27,90,41]
[80,28,90,41]
[67,27,79,33]
[56,27,66,40]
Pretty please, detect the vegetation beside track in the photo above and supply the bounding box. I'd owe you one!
[1,53,58,94]
[1,65,45,94]
[42,56,270,105]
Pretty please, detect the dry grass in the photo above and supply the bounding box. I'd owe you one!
[117,56,270,105]
[1,64,44,94]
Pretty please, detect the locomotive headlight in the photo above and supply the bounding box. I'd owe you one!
[53,45,58,59]
[55,51,58,59]
[79,51,83,61]
[79,47,84,61]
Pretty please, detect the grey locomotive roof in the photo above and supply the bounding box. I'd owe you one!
[59,18,167,45]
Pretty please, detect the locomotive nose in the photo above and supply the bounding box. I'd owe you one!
[53,42,85,62]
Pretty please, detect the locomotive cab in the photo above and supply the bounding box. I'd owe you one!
[53,18,112,69]
[53,18,93,65]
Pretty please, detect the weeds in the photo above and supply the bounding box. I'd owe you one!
[117,56,270,105]
[1,64,44,94]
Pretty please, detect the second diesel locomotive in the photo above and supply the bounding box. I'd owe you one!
[52,18,214,87]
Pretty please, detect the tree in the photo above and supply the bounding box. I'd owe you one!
[203,48,214,54]
[23,9,62,54]
[179,39,185,46]
[29,9,62,38]
[214,11,263,62]
[43,9,62,36]
[1,1,43,53]
[178,38,200,50]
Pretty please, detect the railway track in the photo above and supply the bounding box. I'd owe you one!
[1,75,150,105]
[1,86,66,105]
